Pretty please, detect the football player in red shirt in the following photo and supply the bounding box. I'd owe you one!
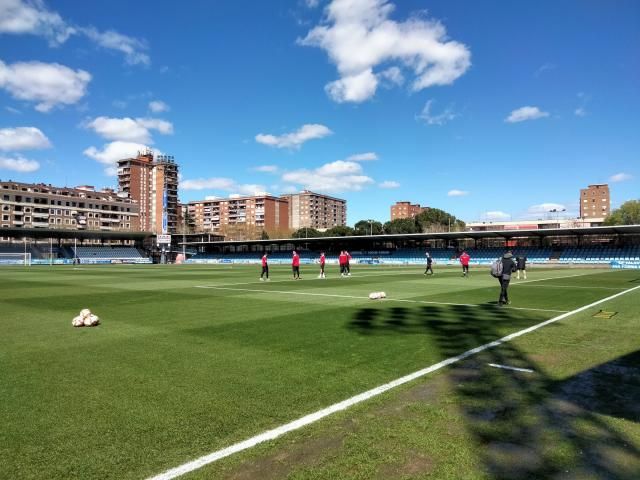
[292,250,301,280]
[339,250,347,277]
[459,251,471,277]
[318,252,326,279]
[260,253,269,281]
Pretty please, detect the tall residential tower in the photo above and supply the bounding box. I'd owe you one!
[117,150,179,234]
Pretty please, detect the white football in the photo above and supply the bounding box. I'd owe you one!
[89,314,100,326]
[83,316,93,327]
[72,316,84,327]
[380,292,387,298]
[80,308,91,319]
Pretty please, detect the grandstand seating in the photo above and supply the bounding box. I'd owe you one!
[185,245,639,266]
[75,246,146,261]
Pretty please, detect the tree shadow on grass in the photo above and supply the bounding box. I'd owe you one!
[348,304,640,479]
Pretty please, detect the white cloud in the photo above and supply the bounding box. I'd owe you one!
[0,0,73,45]
[148,100,170,113]
[282,160,374,193]
[84,116,173,143]
[346,152,377,161]
[505,106,549,123]
[609,172,632,183]
[379,180,399,188]
[305,0,321,7]
[0,0,149,65]
[0,126,51,150]
[0,59,91,112]
[484,211,510,221]
[83,140,152,174]
[5,106,21,114]
[527,203,566,214]
[181,177,266,196]
[0,154,39,172]
[79,27,149,66]
[417,99,457,125]
[574,107,586,117]
[255,123,332,149]
[299,0,471,103]
[325,69,378,103]
[252,165,279,173]
[447,189,468,197]
[379,66,404,86]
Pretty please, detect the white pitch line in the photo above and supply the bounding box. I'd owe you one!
[513,284,623,290]
[195,285,568,313]
[488,363,535,373]
[146,283,640,480]
[195,285,479,307]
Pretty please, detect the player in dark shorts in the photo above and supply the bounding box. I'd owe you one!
[516,255,527,279]
[424,252,434,275]
[260,253,269,281]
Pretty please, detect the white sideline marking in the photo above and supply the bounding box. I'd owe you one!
[488,363,534,373]
[146,285,640,480]
[514,284,623,290]
[195,285,568,313]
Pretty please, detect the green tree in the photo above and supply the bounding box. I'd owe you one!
[354,219,384,235]
[325,225,355,237]
[604,200,640,225]
[415,208,465,232]
[291,227,323,238]
[260,230,269,240]
[383,218,419,234]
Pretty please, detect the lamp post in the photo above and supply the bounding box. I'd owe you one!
[368,220,373,236]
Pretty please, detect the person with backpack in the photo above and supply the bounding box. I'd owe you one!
[516,255,527,279]
[424,251,434,275]
[459,251,470,277]
[494,252,517,305]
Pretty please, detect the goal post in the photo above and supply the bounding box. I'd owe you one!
[0,253,32,266]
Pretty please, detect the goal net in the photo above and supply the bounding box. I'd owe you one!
[0,253,32,266]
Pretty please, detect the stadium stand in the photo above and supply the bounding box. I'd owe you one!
[74,246,151,263]
[185,245,639,266]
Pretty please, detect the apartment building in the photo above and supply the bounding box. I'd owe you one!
[117,150,179,234]
[280,190,346,230]
[0,181,139,232]
[580,184,610,219]
[188,194,289,234]
[390,201,427,220]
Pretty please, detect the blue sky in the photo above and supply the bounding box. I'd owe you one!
[1,0,638,224]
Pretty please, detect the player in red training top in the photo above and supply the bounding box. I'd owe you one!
[260,253,269,281]
[339,250,347,277]
[318,252,326,279]
[345,251,352,276]
[459,251,471,277]
[292,250,301,280]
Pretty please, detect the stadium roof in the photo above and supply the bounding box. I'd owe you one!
[0,227,152,240]
[181,224,640,246]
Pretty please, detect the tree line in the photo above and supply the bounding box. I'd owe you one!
[289,207,466,239]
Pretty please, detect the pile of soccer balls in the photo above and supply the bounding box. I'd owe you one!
[368,291,387,300]
[72,308,100,327]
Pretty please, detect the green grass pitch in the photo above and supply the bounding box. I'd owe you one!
[1,264,639,479]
